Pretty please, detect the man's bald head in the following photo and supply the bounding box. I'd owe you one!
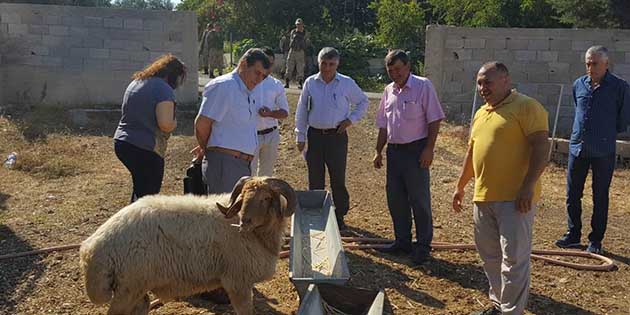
[476,61,512,107]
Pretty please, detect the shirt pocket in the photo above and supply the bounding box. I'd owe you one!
[402,100,423,120]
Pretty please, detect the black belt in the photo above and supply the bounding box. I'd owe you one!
[388,139,424,149]
[257,126,277,135]
[309,127,341,135]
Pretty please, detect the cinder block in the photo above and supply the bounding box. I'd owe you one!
[124,18,143,30]
[49,25,68,36]
[142,40,162,51]
[69,47,90,58]
[21,55,42,66]
[464,38,485,49]
[110,49,131,60]
[44,15,61,25]
[89,48,109,59]
[445,38,464,49]
[515,50,537,61]
[62,16,83,27]
[40,56,62,67]
[105,39,142,51]
[144,20,163,31]
[48,46,70,57]
[88,28,108,39]
[558,50,582,63]
[8,24,28,35]
[1,13,21,24]
[486,39,506,49]
[493,50,513,62]
[30,45,49,56]
[84,16,103,28]
[83,37,104,48]
[507,39,528,50]
[21,14,44,25]
[515,83,538,96]
[63,57,83,70]
[63,36,83,48]
[29,24,49,35]
[615,41,630,51]
[572,40,593,51]
[167,31,183,42]
[444,81,463,93]
[450,49,472,61]
[104,17,123,28]
[613,64,630,74]
[69,26,88,37]
[472,48,492,61]
[163,41,183,53]
[537,51,558,62]
[528,39,549,50]
[129,50,149,62]
[0,23,7,35]
[626,52,630,63]
[549,39,571,50]
[150,51,167,60]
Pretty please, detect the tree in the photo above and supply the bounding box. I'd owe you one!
[549,0,630,28]
[369,0,426,50]
[2,0,111,6]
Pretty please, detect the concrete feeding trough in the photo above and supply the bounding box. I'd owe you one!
[289,190,350,298]
[297,283,385,315]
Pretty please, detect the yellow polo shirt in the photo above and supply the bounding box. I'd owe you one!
[470,90,549,202]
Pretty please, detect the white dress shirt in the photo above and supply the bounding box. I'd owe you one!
[294,72,369,142]
[198,70,258,155]
[252,75,290,131]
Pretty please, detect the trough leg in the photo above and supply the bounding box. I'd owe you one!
[225,286,254,315]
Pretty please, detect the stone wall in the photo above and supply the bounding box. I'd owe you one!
[425,25,630,137]
[0,3,198,107]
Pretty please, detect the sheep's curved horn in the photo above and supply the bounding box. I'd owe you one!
[217,176,251,218]
[263,178,297,217]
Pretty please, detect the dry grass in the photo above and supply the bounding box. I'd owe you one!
[1,95,629,315]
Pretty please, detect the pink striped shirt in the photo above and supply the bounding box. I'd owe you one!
[376,74,445,144]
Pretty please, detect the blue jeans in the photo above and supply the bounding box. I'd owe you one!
[386,138,432,255]
[114,140,164,203]
[566,152,615,243]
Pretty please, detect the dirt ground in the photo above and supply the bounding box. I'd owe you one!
[1,94,629,315]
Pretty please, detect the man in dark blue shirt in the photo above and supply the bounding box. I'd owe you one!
[556,46,630,254]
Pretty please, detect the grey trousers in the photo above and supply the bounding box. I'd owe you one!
[202,150,251,194]
[474,201,535,315]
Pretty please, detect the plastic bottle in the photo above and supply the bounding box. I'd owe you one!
[4,152,17,169]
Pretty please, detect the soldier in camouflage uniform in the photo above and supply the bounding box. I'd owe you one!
[284,18,310,89]
[199,23,224,78]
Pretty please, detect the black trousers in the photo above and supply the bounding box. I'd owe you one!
[114,140,164,203]
[306,128,349,218]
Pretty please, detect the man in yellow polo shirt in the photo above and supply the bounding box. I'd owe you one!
[452,62,549,315]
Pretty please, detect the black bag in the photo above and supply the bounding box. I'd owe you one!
[183,162,207,195]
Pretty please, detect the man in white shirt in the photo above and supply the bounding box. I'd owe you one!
[251,47,290,177]
[193,48,271,194]
[295,47,369,229]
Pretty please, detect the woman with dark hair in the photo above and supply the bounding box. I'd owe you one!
[113,54,187,202]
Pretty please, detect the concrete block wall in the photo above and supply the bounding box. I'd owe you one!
[425,25,630,137]
[0,3,198,107]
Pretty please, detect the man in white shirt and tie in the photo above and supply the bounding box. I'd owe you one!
[251,47,290,177]
[295,47,369,230]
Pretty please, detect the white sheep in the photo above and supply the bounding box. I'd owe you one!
[79,176,296,315]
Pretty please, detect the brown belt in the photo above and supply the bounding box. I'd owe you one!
[206,147,254,162]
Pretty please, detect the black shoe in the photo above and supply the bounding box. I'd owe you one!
[470,306,501,315]
[411,250,431,265]
[377,242,412,256]
[555,233,581,248]
[586,241,603,254]
[297,80,303,89]
[336,217,348,231]
[284,79,290,89]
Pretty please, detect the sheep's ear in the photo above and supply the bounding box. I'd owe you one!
[263,178,296,217]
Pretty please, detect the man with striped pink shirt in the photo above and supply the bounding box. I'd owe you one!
[373,49,445,265]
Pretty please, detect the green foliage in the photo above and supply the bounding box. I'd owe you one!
[231,38,260,60]
[369,0,427,51]
[549,0,630,28]
[428,0,563,28]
